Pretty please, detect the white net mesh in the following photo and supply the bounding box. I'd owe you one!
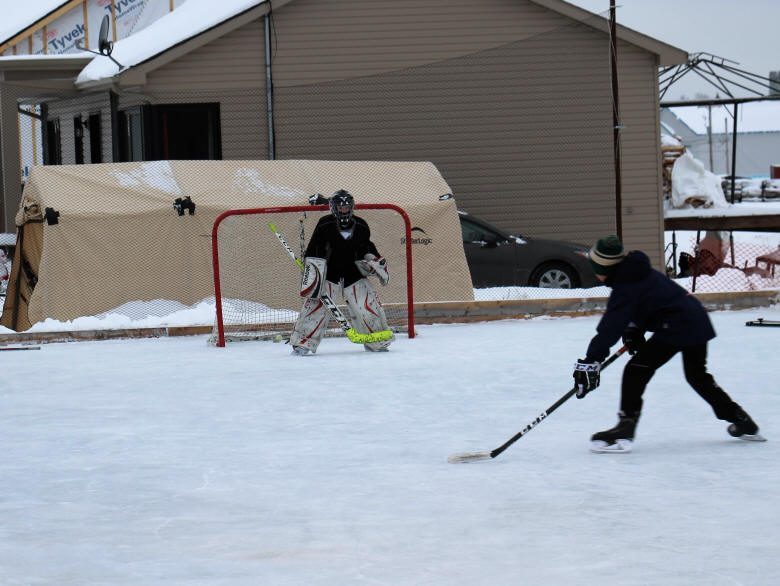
[211,205,411,345]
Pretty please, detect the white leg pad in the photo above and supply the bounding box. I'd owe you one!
[344,279,394,351]
[289,281,335,353]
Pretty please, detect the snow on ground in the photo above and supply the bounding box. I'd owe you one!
[1,307,778,585]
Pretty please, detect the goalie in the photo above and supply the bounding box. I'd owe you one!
[290,189,393,355]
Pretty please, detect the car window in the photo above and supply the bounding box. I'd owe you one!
[460,218,505,244]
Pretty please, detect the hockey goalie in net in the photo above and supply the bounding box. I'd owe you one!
[290,189,393,355]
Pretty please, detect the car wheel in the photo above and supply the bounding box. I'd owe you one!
[529,262,579,288]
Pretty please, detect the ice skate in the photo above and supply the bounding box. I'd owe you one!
[590,412,637,453]
[291,345,311,356]
[727,409,766,442]
[364,344,390,352]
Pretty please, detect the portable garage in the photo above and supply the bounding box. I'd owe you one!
[1,159,473,332]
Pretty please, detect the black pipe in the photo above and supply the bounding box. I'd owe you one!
[730,103,738,203]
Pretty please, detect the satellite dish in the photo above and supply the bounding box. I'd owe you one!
[98,15,112,56]
[75,13,124,70]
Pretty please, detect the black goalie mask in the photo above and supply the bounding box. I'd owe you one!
[330,189,355,229]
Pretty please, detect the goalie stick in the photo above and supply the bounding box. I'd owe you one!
[746,318,780,327]
[448,345,628,463]
[0,345,41,351]
[267,223,393,345]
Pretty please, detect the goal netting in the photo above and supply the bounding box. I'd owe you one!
[210,204,414,346]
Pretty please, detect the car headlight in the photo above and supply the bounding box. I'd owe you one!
[574,249,589,258]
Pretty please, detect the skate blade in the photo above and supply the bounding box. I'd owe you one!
[590,439,633,453]
[736,433,767,442]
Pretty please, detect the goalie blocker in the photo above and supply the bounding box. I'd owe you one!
[300,257,327,299]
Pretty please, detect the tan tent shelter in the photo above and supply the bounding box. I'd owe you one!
[1,159,473,332]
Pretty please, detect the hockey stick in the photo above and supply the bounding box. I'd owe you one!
[267,223,393,345]
[0,345,41,351]
[746,318,780,327]
[448,345,628,463]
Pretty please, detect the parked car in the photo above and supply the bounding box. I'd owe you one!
[459,210,599,289]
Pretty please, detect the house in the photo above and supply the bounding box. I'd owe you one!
[0,0,687,268]
[661,100,780,178]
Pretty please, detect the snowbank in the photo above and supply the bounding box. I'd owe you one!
[670,150,728,209]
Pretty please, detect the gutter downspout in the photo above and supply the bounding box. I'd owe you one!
[264,13,276,160]
[729,103,738,203]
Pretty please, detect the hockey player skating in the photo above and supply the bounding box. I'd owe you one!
[573,235,765,453]
[290,190,392,355]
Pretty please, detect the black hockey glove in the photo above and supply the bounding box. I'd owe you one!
[573,360,601,399]
[622,326,646,355]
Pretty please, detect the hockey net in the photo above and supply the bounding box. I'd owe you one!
[210,204,414,346]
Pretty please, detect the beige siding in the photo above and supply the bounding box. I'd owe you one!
[268,0,664,265]
[616,44,664,267]
[0,87,21,230]
[145,20,266,92]
[16,0,667,267]
[47,92,112,166]
[145,19,269,160]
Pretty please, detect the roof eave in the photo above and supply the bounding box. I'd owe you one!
[529,0,688,65]
[0,54,92,72]
[76,1,277,90]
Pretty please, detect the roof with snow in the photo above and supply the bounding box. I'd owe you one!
[0,0,66,45]
[3,0,687,89]
[76,0,267,85]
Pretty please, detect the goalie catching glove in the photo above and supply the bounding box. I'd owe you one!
[355,254,389,286]
[573,359,601,398]
[300,257,327,298]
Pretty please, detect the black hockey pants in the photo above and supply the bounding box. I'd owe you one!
[620,336,741,422]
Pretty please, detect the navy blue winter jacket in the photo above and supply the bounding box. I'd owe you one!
[585,250,716,362]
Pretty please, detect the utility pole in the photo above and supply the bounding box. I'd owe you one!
[610,0,622,240]
[707,104,713,171]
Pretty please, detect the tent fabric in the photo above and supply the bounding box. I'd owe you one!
[0,159,473,331]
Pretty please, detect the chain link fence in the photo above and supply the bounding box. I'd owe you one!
[666,230,780,293]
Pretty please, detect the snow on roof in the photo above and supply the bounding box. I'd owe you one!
[0,0,65,45]
[669,101,780,135]
[76,0,265,85]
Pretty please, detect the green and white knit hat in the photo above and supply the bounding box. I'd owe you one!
[588,235,625,276]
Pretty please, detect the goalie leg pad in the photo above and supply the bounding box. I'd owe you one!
[290,283,333,352]
[344,278,394,350]
[300,257,327,298]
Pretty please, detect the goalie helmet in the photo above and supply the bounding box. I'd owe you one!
[330,189,355,229]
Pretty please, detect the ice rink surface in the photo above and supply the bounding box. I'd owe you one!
[2,308,778,585]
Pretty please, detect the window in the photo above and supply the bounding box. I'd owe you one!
[149,103,222,160]
[117,103,222,162]
[43,118,62,165]
[118,107,146,162]
[460,217,505,244]
[74,116,84,164]
[88,113,102,163]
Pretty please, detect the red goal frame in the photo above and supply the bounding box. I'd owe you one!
[211,204,415,347]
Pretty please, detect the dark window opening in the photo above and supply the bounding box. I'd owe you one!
[116,103,222,162]
[88,113,102,163]
[44,119,62,165]
[149,103,222,160]
[74,116,85,164]
[118,106,147,162]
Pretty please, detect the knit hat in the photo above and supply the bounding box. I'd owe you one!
[588,235,625,276]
